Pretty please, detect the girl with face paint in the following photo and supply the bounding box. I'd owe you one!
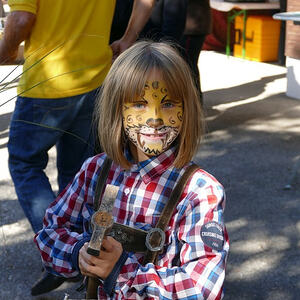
[34,41,229,300]
[122,72,183,161]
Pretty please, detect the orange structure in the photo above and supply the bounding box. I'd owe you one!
[234,15,281,62]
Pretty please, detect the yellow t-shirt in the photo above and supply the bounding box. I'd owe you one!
[9,0,116,98]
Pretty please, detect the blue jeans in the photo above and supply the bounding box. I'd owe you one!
[8,89,98,233]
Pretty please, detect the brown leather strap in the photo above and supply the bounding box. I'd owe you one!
[93,157,113,211]
[143,164,200,265]
[110,223,148,252]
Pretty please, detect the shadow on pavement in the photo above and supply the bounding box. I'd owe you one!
[204,73,286,106]
[195,91,300,299]
[0,238,84,300]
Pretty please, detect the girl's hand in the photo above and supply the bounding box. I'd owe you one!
[78,237,123,279]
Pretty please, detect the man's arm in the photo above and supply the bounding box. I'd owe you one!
[110,0,155,60]
[0,11,35,64]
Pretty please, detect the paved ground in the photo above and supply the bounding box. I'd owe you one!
[1,51,300,300]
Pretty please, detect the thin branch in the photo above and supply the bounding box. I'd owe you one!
[14,119,94,150]
[0,61,102,107]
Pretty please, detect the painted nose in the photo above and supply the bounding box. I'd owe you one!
[146,118,164,128]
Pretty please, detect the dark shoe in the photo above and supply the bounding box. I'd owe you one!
[31,272,66,296]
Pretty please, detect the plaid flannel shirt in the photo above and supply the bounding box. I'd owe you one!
[35,147,229,299]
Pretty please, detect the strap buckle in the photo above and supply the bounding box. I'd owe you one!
[145,228,165,252]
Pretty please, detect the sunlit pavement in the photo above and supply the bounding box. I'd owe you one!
[1,51,300,299]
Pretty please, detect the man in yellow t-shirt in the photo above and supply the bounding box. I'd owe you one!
[0,0,154,296]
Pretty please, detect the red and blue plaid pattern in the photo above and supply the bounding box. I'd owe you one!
[35,147,229,299]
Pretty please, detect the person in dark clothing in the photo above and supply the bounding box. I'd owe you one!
[181,0,212,104]
[110,0,187,45]
[109,0,133,43]
[140,0,187,42]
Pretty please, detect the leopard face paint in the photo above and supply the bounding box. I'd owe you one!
[123,80,183,157]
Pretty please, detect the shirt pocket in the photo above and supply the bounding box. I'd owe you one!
[133,206,160,228]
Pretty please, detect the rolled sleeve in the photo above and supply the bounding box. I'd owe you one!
[71,236,91,272]
[8,0,37,14]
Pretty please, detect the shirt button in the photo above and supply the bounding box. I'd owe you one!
[124,188,130,196]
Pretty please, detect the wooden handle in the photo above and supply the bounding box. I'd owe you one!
[86,277,98,299]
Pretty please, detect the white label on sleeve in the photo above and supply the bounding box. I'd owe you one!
[200,221,224,251]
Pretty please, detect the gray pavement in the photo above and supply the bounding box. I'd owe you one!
[1,51,300,300]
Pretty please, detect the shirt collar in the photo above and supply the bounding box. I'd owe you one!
[127,146,177,184]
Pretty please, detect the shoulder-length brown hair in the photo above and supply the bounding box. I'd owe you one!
[95,41,204,169]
